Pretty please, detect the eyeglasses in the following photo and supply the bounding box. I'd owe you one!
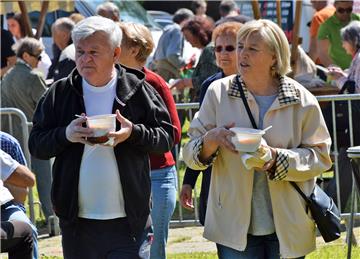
[214,45,236,53]
[337,7,352,14]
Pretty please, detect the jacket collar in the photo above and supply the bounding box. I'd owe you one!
[229,74,300,107]
[16,58,32,70]
[68,64,146,106]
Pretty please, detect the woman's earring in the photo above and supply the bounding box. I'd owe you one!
[270,65,277,77]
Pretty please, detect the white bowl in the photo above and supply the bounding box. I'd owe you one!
[86,114,116,143]
[229,127,265,152]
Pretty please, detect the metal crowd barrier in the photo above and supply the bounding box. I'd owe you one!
[2,94,360,229]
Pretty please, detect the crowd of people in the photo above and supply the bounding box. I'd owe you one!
[0,0,359,258]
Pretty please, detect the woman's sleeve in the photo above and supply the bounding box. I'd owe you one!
[183,84,218,170]
[268,97,332,182]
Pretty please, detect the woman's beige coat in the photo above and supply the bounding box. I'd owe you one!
[183,75,332,258]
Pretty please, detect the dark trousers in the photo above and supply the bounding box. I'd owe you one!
[1,220,34,259]
[60,217,147,259]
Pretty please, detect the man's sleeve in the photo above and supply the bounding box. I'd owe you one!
[310,15,321,38]
[0,150,19,181]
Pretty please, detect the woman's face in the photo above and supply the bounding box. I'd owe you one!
[237,32,276,81]
[7,18,21,39]
[183,29,203,49]
[342,40,355,56]
[214,34,237,75]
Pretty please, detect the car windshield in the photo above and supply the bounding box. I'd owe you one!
[85,0,160,29]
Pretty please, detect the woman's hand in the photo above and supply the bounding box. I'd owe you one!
[327,66,346,80]
[170,78,193,91]
[199,122,237,161]
[260,145,277,171]
[180,184,194,210]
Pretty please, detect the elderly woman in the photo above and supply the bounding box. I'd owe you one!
[328,20,360,93]
[118,22,181,259]
[183,19,332,259]
[171,16,220,101]
[180,21,242,225]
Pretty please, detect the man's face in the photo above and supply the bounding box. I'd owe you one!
[75,31,119,86]
[52,28,70,50]
[335,1,353,22]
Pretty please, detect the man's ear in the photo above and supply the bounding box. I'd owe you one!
[114,46,121,61]
[22,52,31,63]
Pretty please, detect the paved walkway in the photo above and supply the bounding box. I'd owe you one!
[37,226,215,257]
[34,225,359,258]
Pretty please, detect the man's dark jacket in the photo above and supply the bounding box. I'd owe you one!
[29,64,174,237]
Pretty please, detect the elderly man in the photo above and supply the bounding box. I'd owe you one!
[96,1,120,22]
[48,17,76,81]
[29,16,174,258]
[318,0,360,69]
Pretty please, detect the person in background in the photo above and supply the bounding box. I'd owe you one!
[327,20,360,92]
[152,8,194,82]
[191,0,208,19]
[118,21,181,259]
[180,22,242,226]
[96,1,120,22]
[308,0,335,64]
[1,131,37,259]
[1,29,16,77]
[0,37,54,222]
[171,16,220,101]
[69,13,85,24]
[47,17,76,82]
[215,0,252,26]
[183,19,332,259]
[317,0,360,69]
[29,16,174,258]
[6,13,52,79]
[218,0,239,18]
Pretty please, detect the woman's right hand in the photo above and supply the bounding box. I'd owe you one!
[180,184,194,210]
[200,122,237,161]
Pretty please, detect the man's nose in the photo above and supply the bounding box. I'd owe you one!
[82,53,93,62]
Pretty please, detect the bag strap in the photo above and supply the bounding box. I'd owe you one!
[236,76,258,129]
[290,182,311,204]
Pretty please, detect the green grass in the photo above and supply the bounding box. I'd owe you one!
[168,252,217,258]
[307,244,360,258]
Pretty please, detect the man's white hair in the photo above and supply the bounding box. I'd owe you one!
[71,16,122,49]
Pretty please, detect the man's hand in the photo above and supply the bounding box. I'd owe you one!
[107,110,133,146]
[65,114,94,145]
[180,184,194,210]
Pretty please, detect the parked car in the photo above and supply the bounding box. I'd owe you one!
[147,10,173,28]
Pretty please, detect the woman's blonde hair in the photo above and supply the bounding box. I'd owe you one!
[237,19,291,76]
[118,22,154,63]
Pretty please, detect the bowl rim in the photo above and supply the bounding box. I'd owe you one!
[86,114,117,120]
[229,127,265,135]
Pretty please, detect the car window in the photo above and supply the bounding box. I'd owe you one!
[84,0,161,29]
